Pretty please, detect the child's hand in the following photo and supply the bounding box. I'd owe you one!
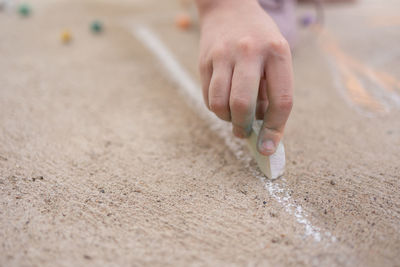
[197,0,293,156]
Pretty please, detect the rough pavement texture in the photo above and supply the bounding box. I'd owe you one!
[1,0,399,266]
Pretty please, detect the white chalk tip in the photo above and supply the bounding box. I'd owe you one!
[246,120,286,179]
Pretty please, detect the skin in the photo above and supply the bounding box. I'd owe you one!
[195,0,294,156]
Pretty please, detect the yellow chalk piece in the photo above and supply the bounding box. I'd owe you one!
[246,120,286,179]
[61,30,72,44]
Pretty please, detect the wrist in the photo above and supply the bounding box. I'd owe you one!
[195,0,260,20]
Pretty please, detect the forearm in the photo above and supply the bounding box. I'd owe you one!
[195,0,259,19]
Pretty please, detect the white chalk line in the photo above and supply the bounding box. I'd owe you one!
[132,24,335,243]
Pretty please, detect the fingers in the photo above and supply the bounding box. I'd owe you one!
[208,60,233,121]
[258,39,293,156]
[199,58,212,109]
[201,36,292,152]
[230,56,262,138]
[256,78,269,120]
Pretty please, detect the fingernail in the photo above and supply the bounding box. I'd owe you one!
[261,140,275,154]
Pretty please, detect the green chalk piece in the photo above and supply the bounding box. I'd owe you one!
[18,4,31,17]
[90,20,103,34]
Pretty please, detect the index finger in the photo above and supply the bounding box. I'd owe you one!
[230,58,262,138]
[257,40,293,156]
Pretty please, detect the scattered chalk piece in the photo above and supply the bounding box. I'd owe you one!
[300,15,315,27]
[90,20,103,34]
[61,30,72,44]
[18,3,31,17]
[175,13,191,30]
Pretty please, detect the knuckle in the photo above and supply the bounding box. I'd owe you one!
[231,97,252,115]
[274,95,293,112]
[237,37,258,56]
[198,59,210,74]
[209,97,227,114]
[211,43,228,60]
[211,76,225,91]
[268,38,290,57]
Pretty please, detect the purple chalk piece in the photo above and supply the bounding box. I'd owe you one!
[300,15,315,27]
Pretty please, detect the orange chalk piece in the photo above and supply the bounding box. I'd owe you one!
[175,13,191,30]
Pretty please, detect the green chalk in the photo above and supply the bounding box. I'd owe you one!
[18,4,31,17]
[90,20,103,34]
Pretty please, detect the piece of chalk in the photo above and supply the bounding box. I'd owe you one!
[90,20,103,34]
[246,120,286,179]
[300,15,315,27]
[18,3,31,17]
[175,13,191,30]
[61,30,72,44]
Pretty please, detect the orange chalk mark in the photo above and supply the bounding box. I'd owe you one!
[375,71,400,92]
[344,70,385,112]
[332,50,386,112]
[313,25,400,114]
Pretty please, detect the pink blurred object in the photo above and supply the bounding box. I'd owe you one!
[258,0,298,48]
